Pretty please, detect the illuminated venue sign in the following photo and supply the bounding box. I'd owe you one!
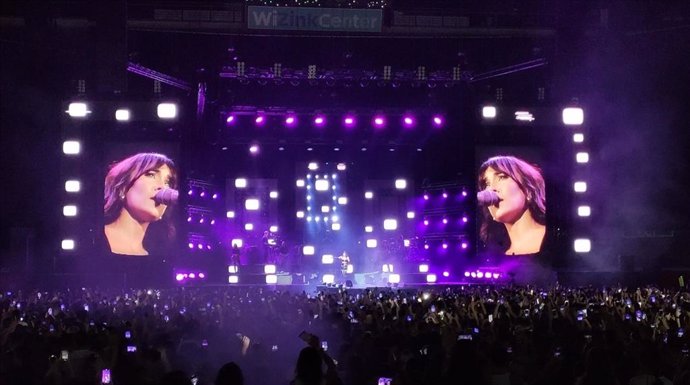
[248,6,383,32]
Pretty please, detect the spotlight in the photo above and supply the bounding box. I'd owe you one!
[226,114,235,124]
[285,115,297,126]
[402,114,415,128]
[235,178,247,188]
[249,144,259,155]
[432,115,444,127]
[574,238,591,253]
[66,102,90,117]
[314,115,326,126]
[157,103,177,119]
[395,179,407,189]
[373,115,386,128]
[562,107,584,125]
[115,109,130,121]
[343,115,356,128]
[255,115,265,125]
[482,106,497,119]
[62,140,81,155]
[296,179,305,187]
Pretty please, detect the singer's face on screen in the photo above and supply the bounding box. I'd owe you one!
[482,166,528,224]
[124,164,172,222]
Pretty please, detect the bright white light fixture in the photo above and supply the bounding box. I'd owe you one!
[388,274,400,284]
[303,245,315,255]
[321,205,330,213]
[573,133,585,143]
[515,111,535,122]
[296,211,305,218]
[66,102,90,117]
[157,103,177,119]
[366,239,377,248]
[576,152,589,163]
[228,265,239,274]
[365,226,373,233]
[265,275,278,284]
[574,238,591,253]
[228,275,239,284]
[65,180,81,192]
[321,254,334,264]
[264,264,276,274]
[322,274,335,284]
[244,223,254,231]
[245,198,260,210]
[364,191,373,199]
[383,219,398,230]
[115,109,130,121]
[63,205,77,217]
[482,106,497,119]
[574,181,587,193]
[315,179,329,191]
[395,179,407,189]
[269,225,278,233]
[407,211,415,219]
[296,179,305,187]
[63,140,81,155]
[226,211,236,218]
[231,239,243,247]
[331,223,341,231]
[235,178,247,188]
[426,274,437,283]
[337,163,347,171]
[269,191,279,199]
[308,162,319,170]
[346,264,354,274]
[562,107,584,125]
[577,206,591,217]
[419,264,429,273]
[338,197,348,205]
[61,239,75,250]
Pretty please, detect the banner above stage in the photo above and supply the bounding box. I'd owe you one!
[248,6,383,33]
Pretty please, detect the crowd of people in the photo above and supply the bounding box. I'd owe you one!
[2,282,690,385]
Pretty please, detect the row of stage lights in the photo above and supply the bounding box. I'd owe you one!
[225,112,445,130]
[66,102,178,120]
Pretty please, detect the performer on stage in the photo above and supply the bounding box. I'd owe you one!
[338,251,350,276]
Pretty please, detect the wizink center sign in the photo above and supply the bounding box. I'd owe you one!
[248,6,382,33]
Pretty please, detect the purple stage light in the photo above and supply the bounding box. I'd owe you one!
[199,273,205,279]
[373,115,385,128]
[188,243,194,249]
[423,193,429,200]
[199,218,205,224]
[464,271,470,277]
[200,191,206,197]
[255,115,265,125]
[442,243,448,249]
[462,216,468,223]
[187,216,192,223]
[424,219,429,226]
[462,190,468,197]
[210,219,216,225]
[470,272,477,278]
[461,242,468,249]
[443,271,450,277]
[285,115,297,126]
[226,115,235,124]
[343,115,355,127]
[477,271,484,278]
[492,273,500,279]
[424,243,430,250]
[175,273,185,282]
[188,189,193,196]
[403,115,415,128]
[432,115,444,127]
[442,218,448,224]
[197,244,203,250]
[442,192,448,199]
[212,193,219,199]
[249,144,259,154]
[189,273,196,279]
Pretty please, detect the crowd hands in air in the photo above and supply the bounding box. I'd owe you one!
[3,284,690,385]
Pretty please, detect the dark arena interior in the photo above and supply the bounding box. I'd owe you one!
[2,1,690,385]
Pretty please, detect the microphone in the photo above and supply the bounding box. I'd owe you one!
[154,188,179,206]
[477,189,500,206]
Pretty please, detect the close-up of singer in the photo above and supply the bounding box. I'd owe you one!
[477,155,546,256]
[104,153,178,256]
